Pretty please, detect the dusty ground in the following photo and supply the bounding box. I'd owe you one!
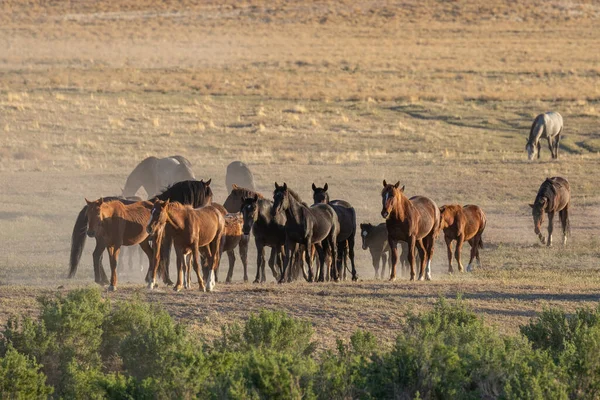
[1,0,600,348]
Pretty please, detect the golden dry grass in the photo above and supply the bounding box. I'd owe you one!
[1,0,600,346]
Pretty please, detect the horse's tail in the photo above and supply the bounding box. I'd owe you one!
[564,207,571,237]
[69,204,89,278]
[478,209,487,249]
[123,156,157,197]
[169,155,192,168]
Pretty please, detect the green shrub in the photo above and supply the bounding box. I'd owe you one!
[522,306,600,399]
[316,330,377,399]
[0,345,53,399]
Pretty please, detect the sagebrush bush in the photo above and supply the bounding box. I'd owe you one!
[0,345,53,399]
[1,290,598,400]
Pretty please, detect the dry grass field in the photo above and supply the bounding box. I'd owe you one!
[1,0,600,348]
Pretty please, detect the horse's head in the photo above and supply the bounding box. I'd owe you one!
[312,182,329,204]
[529,198,547,243]
[381,180,405,219]
[359,223,373,250]
[241,194,259,235]
[85,198,105,238]
[147,199,169,235]
[526,139,540,161]
[200,179,213,205]
[439,205,458,230]
[272,182,289,216]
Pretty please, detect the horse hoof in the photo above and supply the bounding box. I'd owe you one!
[418,275,425,281]
[108,285,116,292]
[173,285,183,292]
[425,274,432,281]
[253,279,260,284]
[389,277,396,282]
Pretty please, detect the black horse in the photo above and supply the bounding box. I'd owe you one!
[272,182,339,283]
[312,183,358,281]
[240,192,286,283]
[69,179,214,285]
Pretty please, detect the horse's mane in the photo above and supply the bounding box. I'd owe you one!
[287,187,309,207]
[169,155,192,168]
[153,180,213,208]
[231,185,264,200]
[535,177,566,209]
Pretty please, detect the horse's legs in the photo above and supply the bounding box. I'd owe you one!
[107,246,120,291]
[225,250,235,283]
[371,250,380,279]
[191,246,205,292]
[467,238,477,272]
[559,207,569,245]
[267,247,279,281]
[139,240,154,284]
[207,237,221,292]
[424,235,435,281]
[381,251,388,279]
[547,211,555,247]
[547,136,555,158]
[173,248,184,292]
[455,234,465,272]
[347,236,357,281]
[93,241,109,285]
[537,141,541,159]
[315,243,327,282]
[240,236,249,282]
[330,236,338,283]
[416,240,427,281]
[279,239,295,283]
[388,235,399,281]
[445,236,454,273]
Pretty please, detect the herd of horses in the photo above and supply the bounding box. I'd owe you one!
[69,111,572,292]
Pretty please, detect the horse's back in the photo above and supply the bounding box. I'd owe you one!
[309,203,338,241]
[541,112,563,136]
[463,204,486,238]
[226,161,256,193]
[329,199,356,240]
[409,195,440,237]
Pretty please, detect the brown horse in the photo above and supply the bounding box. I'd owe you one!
[220,213,249,283]
[85,198,154,291]
[439,204,486,273]
[530,177,571,247]
[146,200,224,292]
[380,181,440,281]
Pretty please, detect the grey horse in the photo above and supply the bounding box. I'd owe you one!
[123,156,195,198]
[226,161,256,194]
[526,112,563,160]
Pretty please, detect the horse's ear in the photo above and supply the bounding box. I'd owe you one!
[253,194,259,201]
[205,178,211,186]
[274,182,279,189]
[85,198,92,205]
[529,203,535,209]
[394,181,400,189]
[324,183,328,191]
[440,206,446,213]
[383,180,387,187]
[283,182,287,190]
[312,183,317,191]
[98,197,104,204]
[232,184,238,189]
[400,185,405,192]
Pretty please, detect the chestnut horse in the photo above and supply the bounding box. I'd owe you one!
[439,204,486,273]
[85,198,154,291]
[380,181,440,281]
[146,200,224,292]
[529,176,570,247]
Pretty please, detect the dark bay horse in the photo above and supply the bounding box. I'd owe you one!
[272,182,339,283]
[530,177,570,246]
[146,200,224,292]
[226,161,256,194]
[85,198,154,291]
[312,183,358,281]
[360,222,408,279]
[238,189,286,283]
[439,204,486,273]
[526,112,563,160]
[123,155,195,198]
[70,180,213,285]
[381,181,440,281]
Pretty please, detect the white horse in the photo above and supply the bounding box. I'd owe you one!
[123,156,195,198]
[526,112,563,160]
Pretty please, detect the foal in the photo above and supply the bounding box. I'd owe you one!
[530,177,570,247]
[146,200,225,292]
[439,204,486,273]
[380,181,440,281]
[85,198,154,291]
[360,223,408,279]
